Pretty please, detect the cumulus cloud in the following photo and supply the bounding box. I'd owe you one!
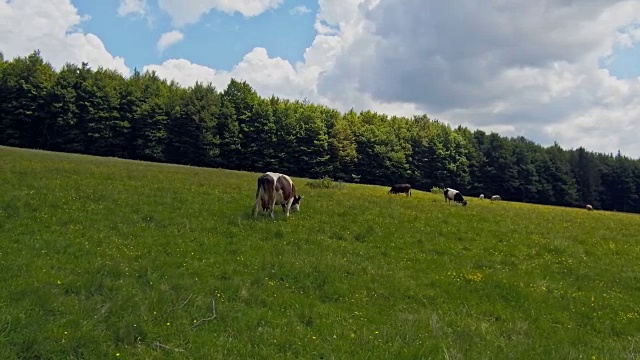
[145,0,640,157]
[158,0,284,27]
[334,1,638,109]
[117,0,147,17]
[144,47,317,100]
[615,23,640,48]
[144,0,413,112]
[323,0,640,156]
[157,30,184,53]
[144,58,230,88]
[0,0,129,75]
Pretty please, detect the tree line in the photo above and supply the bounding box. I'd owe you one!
[2,50,640,213]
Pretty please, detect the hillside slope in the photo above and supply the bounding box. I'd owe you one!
[1,146,639,359]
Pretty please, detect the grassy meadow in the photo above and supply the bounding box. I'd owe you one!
[1,145,640,359]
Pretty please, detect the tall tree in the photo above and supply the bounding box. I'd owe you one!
[220,78,258,170]
[0,50,56,148]
[511,137,540,203]
[129,71,170,162]
[163,81,221,166]
[292,103,331,178]
[568,147,602,207]
[82,68,128,157]
[325,108,357,181]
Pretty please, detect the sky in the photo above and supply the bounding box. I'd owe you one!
[1,0,640,158]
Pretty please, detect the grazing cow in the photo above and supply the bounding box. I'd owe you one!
[491,195,501,201]
[586,204,594,211]
[479,194,485,200]
[444,188,468,206]
[252,172,303,219]
[388,183,412,197]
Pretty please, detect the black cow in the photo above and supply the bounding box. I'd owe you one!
[444,188,467,206]
[389,183,412,197]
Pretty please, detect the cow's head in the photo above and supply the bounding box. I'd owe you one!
[462,200,468,206]
[291,195,303,212]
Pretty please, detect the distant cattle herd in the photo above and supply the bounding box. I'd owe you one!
[251,172,596,218]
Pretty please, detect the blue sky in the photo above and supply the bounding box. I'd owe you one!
[72,0,318,72]
[603,46,640,79]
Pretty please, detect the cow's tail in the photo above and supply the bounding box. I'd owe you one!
[255,177,262,199]
[262,175,276,208]
[254,176,271,215]
[253,177,262,216]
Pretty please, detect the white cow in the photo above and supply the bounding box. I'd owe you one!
[491,195,501,201]
[479,194,484,200]
[444,188,468,206]
[252,172,303,219]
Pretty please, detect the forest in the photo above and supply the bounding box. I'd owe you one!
[1,50,640,214]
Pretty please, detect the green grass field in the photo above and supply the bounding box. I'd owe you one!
[1,146,640,359]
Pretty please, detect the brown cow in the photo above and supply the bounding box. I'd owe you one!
[252,172,303,219]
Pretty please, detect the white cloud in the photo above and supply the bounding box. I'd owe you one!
[145,0,640,157]
[118,0,147,17]
[318,0,640,156]
[144,0,391,107]
[615,24,640,48]
[0,0,129,75]
[158,0,284,27]
[157,30,184,53]
[289,5,311,15]
[144,47,316,100]
[144,58,230,89]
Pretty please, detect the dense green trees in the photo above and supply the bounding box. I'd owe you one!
[2,51,640,213]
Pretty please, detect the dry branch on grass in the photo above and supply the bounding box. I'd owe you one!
[151,341,185,352]
[166,294,193,314]
[191,299,217,331]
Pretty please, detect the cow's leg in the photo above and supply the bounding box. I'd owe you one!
[284,198,294,217]
[252,196,261,217]
[270,197,277,219]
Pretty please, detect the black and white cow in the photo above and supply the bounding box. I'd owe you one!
[388,183,412,197]
[444,188,468,206]
[252,172,303,219]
